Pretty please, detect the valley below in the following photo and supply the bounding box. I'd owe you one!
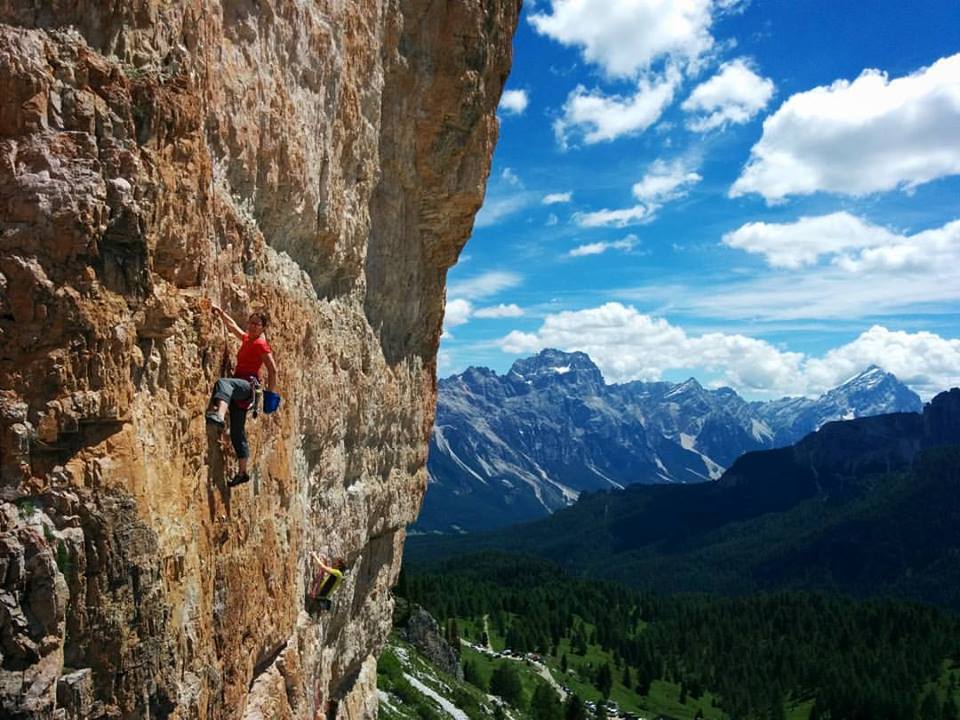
[394,383,960,719]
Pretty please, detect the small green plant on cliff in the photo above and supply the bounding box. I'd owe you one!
[121,63,148,81]
[56,540,73,576]
[16,498,35,518]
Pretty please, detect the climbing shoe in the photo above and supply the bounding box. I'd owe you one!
[205,412,225,428]
[228,472,250,488]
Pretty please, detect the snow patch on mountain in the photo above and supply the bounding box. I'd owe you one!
[432,427,487,485]
[680,433,724,479]
[751,419,774,442]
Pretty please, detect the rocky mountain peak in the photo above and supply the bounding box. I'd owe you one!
[838,364,894,390]
[507,348,605,389]
[663,377,706,399]
[458,365,499,389]
[821,365,922,415]
[424,350,934,533]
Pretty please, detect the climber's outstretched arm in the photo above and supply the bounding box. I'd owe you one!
[211,304,245,339]
[311,552,335,574]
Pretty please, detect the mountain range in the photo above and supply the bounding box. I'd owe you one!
[420,349,922,532]
[409,389,960,609]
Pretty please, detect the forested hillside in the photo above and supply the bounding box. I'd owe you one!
[397,554,960,720]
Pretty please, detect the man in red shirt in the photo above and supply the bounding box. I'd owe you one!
[206,305,279,487]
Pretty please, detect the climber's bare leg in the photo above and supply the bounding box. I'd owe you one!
[208,399,228,421]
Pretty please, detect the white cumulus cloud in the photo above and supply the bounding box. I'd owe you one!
[574,205,652,228]
[731,52,960,201]
[619,214,960,326]
[443,299,473,329]
[499,89,529,115]
[554,68,680,146]
[632,158,702,202]
[474,304,525,319]
[498,303,805,393]
[836,219,960,274]
[529,0,716,79]
[802,326,960,398]
[568,234,638,257]
[722,212,901,269]
[572,159,699,230]
[543,192,573,205]
[682,58,774,131]
[497,303,960,398]
[723,213,960,273]
[447,271,523,300]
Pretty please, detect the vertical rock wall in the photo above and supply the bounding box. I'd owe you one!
[0,1,520,717]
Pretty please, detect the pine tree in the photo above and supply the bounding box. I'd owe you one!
[491,663,524,707]
[446,618,460,649]
[919,691,940,720]
[770,695,787,720]
[531,683,563,720]
[596,662,613,699]
[944,696,960,720]
[565,694,587,720]
[463,660,487,692]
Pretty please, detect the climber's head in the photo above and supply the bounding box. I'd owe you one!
[332,557,346,571]
[246,311,268,337]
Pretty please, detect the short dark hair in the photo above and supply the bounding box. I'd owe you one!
[250,310,269,329]
[332,557,346,571]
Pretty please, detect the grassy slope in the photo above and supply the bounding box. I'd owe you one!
[384,620,960,720]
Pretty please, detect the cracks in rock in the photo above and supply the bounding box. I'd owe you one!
[248,638,287,691]
[27,417,127,480]
[0,485,178,717]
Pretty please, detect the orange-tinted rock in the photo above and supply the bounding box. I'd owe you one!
[0,2,520,717]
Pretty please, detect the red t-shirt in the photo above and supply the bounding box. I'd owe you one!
[233,334,272,379]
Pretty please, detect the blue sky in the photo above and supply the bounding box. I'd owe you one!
[440,0,960,399]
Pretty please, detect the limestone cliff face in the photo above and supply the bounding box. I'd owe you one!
[0,1,519,717]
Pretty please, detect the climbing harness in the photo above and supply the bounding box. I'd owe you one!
[231,376,262,417]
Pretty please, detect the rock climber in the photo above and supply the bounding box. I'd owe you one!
[205,304,279,487]
[307,553,347,614]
